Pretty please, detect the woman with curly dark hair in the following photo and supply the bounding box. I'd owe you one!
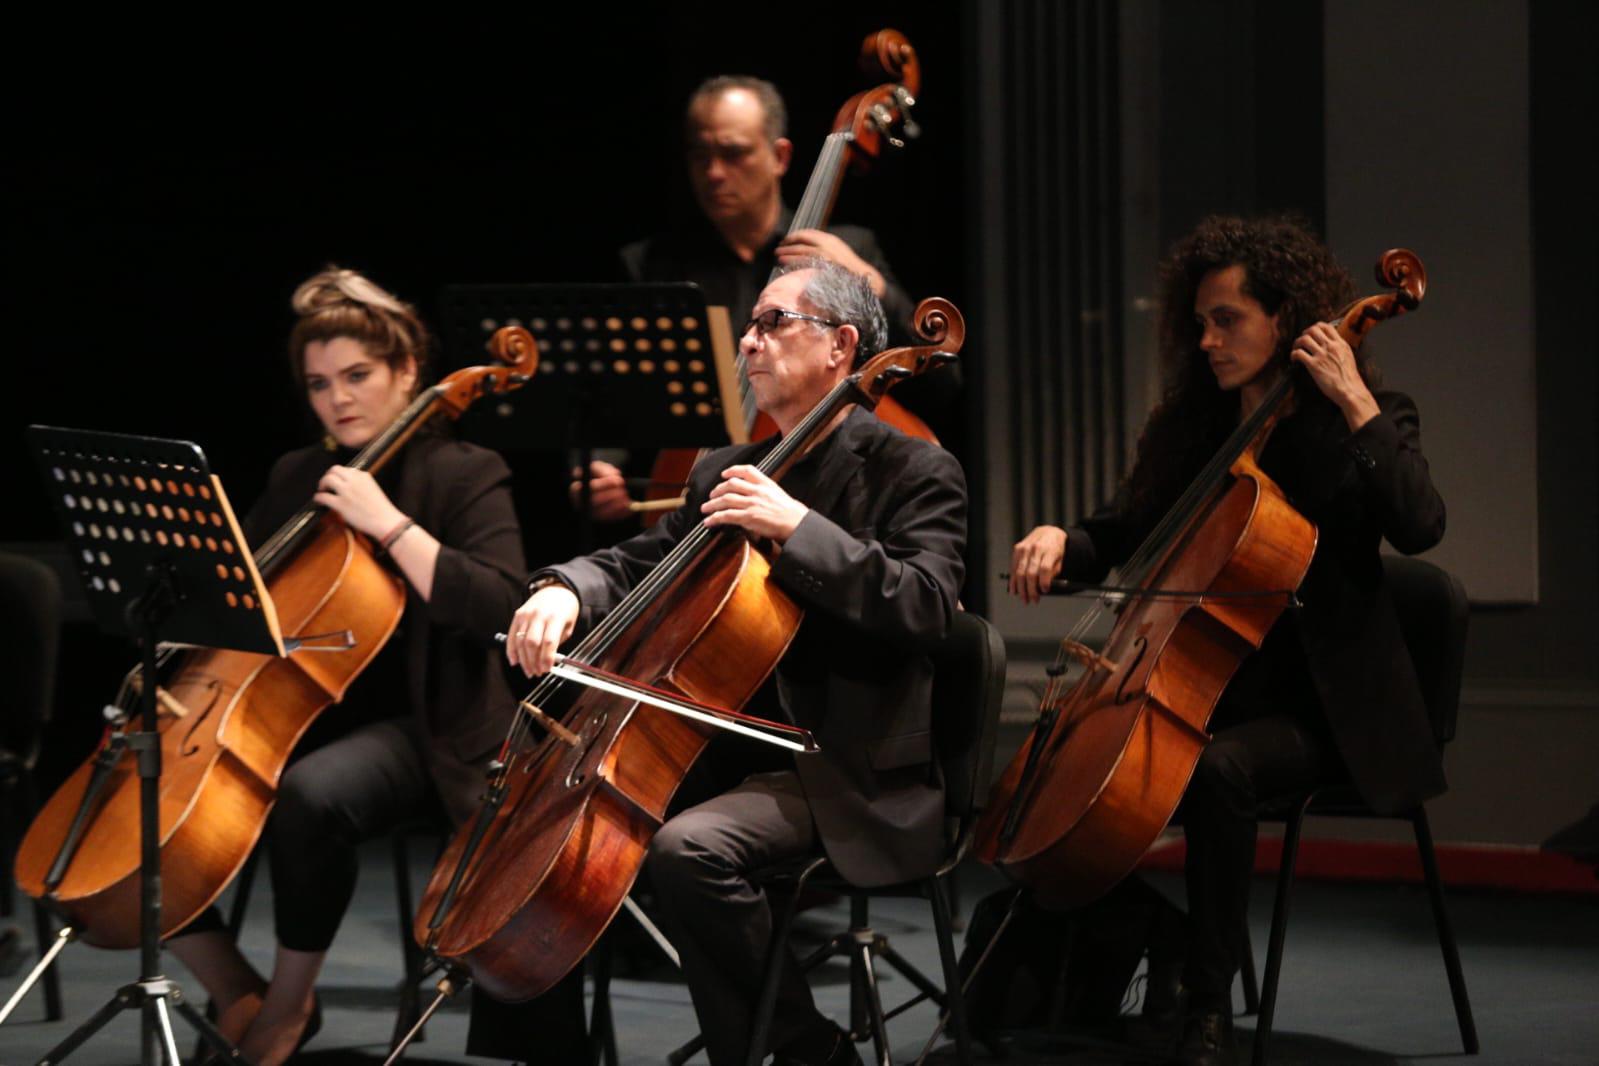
[1009,215,1447,1065]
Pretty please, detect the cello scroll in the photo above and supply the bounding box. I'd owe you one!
[433,325,540,415]
[1336,248,1427,350]
[852,297,965,407]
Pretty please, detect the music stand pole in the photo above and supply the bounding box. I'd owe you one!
[26,426,283,1066]
[38,567,245,1066]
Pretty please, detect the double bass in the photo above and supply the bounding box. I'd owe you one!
[15,331,538,946]
[412,299,964,1002]
[640,28,935,522]
[975,251,1428,907]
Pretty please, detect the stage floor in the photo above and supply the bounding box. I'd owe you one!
[3,845,1595,1065]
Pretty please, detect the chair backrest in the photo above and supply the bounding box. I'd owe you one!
[1382,555,1469,746]
[0,551,64,767]
[928,610,1007,835]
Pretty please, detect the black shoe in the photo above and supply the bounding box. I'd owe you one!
[772,1024,865,1066]
[1177,1008,1234,1066]
[1125,958,1187,1052]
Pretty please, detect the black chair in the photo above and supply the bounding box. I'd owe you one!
[0,551,65,1021]
[668,610,1007,1066]
[1242,556,1479,1065]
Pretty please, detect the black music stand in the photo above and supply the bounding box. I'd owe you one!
[439,282,744,549]
[25,425,288,1066]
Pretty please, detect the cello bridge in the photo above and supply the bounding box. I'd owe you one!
[519,699,580,747]
[1060,640,1118,675]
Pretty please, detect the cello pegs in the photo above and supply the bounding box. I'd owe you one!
[894,88,921,139]
[870,103,907,147]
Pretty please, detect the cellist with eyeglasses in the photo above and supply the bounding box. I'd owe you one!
[505,259,967,1066]
[1007,215,1447,1066]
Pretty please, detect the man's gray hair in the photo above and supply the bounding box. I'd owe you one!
[776,257,889,368]
[686,75,787,142]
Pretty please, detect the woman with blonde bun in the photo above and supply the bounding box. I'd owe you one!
[165,267,527,1066]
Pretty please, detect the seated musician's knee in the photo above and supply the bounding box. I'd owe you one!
[1188,739,1257,819]
[646,812,730,900]
[271,764,355,842]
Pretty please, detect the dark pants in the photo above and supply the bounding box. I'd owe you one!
[268,716,438,951]
[174,716,437,952]
[1178,711,1340,1012]
[645,770,829,1066]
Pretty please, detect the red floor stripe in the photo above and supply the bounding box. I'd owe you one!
[1139,838,1599,894]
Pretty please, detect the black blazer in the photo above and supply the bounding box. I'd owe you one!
[1063,390,1448,814]
[540,408,968,886]
[244,434,527,823]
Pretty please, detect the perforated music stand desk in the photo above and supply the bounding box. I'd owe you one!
[26,424,283,1066]
[30,426,285,655]
[438,282,746,451]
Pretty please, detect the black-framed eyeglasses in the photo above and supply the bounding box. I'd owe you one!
[740,307,842,338]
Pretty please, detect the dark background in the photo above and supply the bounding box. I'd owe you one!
[4,2,1595,848]
[2,4,968,544]
[0,4,966,785]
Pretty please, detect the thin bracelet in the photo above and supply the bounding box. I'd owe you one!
[379,517,417,554]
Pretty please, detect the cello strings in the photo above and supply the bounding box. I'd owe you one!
[502,373,865,762]
[732,133,854,433]
[1038,370,1299,731]
[790,135,850,236]
[126,382,449,702]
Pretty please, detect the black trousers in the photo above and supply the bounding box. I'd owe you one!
[645,770,830,1066]
[1177,709,1341,1012]
[174,716,437,951]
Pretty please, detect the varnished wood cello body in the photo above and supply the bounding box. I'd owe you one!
[642,29,935,523]
[975,251,1427,908]
[14,331,538,947]
[414,300,965,1002]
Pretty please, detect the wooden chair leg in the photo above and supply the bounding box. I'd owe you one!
[1251,796,1310,1066]
[1412,807,1479,1054]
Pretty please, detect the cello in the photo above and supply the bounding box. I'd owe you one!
[411,298,964,1004]
[14,329,538,947]
[974,250,1427,907]
[639,29,935,522]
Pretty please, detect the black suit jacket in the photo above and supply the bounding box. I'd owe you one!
[539,408,968,886]
[244,434,526,823]
[1062,390,1448,814]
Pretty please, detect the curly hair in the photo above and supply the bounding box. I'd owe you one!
[286,266,431,393]
[1120,214,1364,527]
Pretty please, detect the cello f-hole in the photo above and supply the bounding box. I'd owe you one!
[179,679,225,756]
[1114,636,1148,705]
[560,708,611,788]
